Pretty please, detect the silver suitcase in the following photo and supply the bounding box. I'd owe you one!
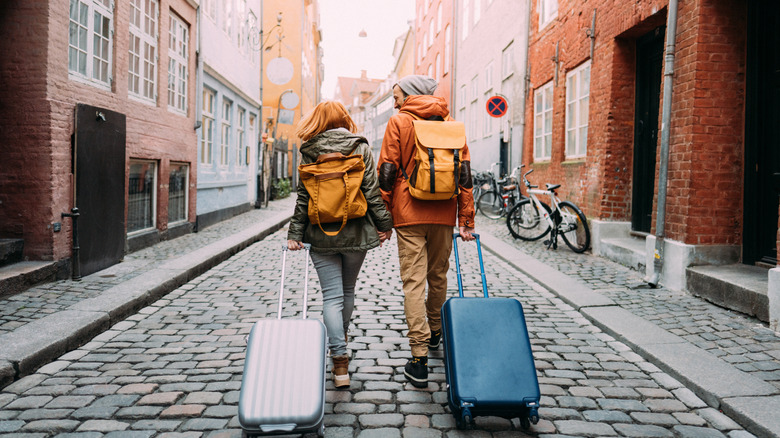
[239,244,326,437]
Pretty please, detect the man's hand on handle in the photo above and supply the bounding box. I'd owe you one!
[459,226,476,241]
[287,240,304,251]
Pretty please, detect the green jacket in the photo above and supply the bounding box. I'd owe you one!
[288,128,393,254]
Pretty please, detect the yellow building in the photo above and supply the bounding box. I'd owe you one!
[257,0,322,202]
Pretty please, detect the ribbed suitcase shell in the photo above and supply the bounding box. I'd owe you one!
[442,234,540,428]
[238,245,326,436]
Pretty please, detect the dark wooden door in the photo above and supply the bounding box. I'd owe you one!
[744,0,780,265]
[631,27,665,233]
[74,104,126,276]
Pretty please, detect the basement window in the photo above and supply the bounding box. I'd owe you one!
[128,160,158,234]
[168,163,189,224]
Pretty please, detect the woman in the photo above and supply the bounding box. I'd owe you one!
[288,101,393,389]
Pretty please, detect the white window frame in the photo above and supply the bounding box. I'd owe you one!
[461,0,470,40]
[539,0,558,29]
[501,42,514,79]
[444,25,451,74]
[428,19,434,48]
[168,162,189,224]
[221,99,232,167]
[201,88,215,165]
[222,0,233,36]
[482,100,493,138]
[470,75,479,102]
[128,160,158,235]
[534,81,554,161]
[434,53,440,80]
[484,61,493,94]
[168,12,189,114]
[469,101,479,142]
[128,0,158,103]
[237,107,247,167]
[473,0,481,25]
[437,3,442,33]
[237,0,247,52]
[68,0,113,88]
[459,85,467,109]
[565,61,591,158]
[203,0,216,21]
[427,63,434,78]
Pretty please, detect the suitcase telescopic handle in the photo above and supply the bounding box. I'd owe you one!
[452,233,489,298]
[278,243,312,319]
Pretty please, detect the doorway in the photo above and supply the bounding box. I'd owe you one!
[744,0,780,266]
[631,27,665,233]
[74,104,126,276]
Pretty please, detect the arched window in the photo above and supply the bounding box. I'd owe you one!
[435,53,441,79]
[437,3,442,33]
[444,25,451,74]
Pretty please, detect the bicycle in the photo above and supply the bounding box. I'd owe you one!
[477,165,525,220]
[506,168,591,253]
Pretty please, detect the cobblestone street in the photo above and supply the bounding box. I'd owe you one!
[0,223,763,437]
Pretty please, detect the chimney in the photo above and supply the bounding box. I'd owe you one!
[360,70,367,80]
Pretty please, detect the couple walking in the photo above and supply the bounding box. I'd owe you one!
[287,75,476,389]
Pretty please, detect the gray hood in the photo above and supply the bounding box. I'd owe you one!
[300,129,367,162]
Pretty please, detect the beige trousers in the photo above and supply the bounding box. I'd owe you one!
[396,224,453,357]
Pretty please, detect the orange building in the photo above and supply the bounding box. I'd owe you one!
[414,0,455,106]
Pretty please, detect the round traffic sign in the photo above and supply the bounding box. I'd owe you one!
[267,57,294,85]
[486,95,508,118]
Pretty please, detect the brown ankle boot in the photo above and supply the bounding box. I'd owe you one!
[332,355,350,388]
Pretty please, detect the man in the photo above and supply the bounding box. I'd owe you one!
[377,75,476,388]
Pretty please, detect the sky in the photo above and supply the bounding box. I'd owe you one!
[318,0,416,99]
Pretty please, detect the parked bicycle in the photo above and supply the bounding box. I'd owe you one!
[477,165,525,220]
[506,168,591,253]
[471,165,497,210]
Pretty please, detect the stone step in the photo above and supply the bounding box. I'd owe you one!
[0,239,23,268]
[0,261,64,298]
[686,264,769,322]
[599,236,646,271]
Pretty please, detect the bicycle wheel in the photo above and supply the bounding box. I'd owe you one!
[506,199,551,241]
[558,201,591,253]
[478,191,504,219]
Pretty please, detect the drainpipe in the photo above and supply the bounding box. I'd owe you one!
[517,1,533,169]
[648,0,679,288]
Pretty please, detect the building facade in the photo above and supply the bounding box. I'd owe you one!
[452,0,529,175]
[414,0,455,107]
[196,0,262,229]
[0,0,198,277]
[523,0,780,326]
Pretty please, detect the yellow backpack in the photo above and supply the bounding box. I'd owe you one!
[401,112,466,201]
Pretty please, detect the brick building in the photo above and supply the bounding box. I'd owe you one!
[523,0,780,325]
[414,0,455,106]
[0,0,198,279]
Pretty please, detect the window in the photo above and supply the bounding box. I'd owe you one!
[168,12,188,113]
[539,0,558,28]
[168,163,188,224]
[566,62,590,158]
[203,0,216,20]
[201,88,215,165]
[469,101,479,141]
[128,160,157,233]
[237,107,247,166]
[128,0,158,101]
[427,63,433,78]
[470,75,479,102]
[222,0,233,36]
[459,85,467,109]
[237,0,247,52]
[483,101,492,137]
[428,19,434,48]
[444,25,451,74]
[473,0,481,25]
[221,99,232,166]
[462,0,469,40]
[437,3,442,33]
[434,53,440,79]
[248,114,256,167]
[502,42,513,79]
[534,82,554,160]
[484,62,493,93]
[68,0,113,86]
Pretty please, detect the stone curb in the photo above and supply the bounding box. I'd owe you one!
[0,209,292,387]
[478,232,779,438]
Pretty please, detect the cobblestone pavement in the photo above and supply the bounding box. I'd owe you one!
[0,199,296,337]
[476,215,780,391]
[0,227,758,437]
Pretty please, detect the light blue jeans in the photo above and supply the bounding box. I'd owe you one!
[310,251,367,357]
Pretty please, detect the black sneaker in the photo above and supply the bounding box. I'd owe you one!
[428,329,442,349]
[404,356,428,388]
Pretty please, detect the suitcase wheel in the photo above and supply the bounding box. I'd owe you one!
[456,408,474,430]
[318,424,325,437]
[520,416,531,430]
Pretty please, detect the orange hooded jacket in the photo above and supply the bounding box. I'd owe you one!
[377,95,475,228]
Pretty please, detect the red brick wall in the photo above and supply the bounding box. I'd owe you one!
[524,0,748,247]
[0,0,198,262]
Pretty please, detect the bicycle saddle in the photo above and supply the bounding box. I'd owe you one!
[503,184,517,191]
[545,183,560,191]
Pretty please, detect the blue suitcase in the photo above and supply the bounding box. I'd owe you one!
[441,233,540,430]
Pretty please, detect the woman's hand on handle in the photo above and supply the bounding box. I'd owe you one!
[287,240,304,251]
[378,229,393,246]
[459,226,476,241]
